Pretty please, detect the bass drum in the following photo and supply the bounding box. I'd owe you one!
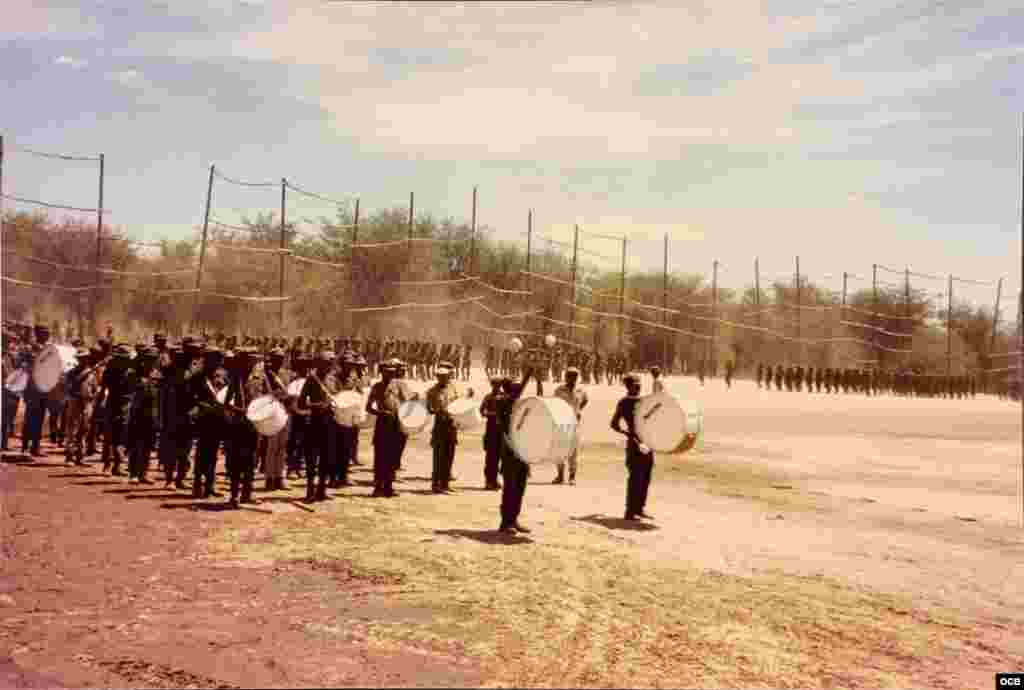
[246,395,288,437]
[333,390,366,428]
[31,344,77,393]
[5,369,28,395]
[447,397,482,431]
[398,399,431,436]
[507,396,577,466]
[634,392,703,453]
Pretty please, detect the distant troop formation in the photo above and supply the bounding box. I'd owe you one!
[753,363,985,399]
[486,344,633,386]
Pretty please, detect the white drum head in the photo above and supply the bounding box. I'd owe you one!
[216,387,227,404]
[247,395,277,423]
[508,396,577,465]
[447,397,482,430]
[635,392,693,453]
[286,377,306,396]
[5,369,28,394]
[398,400,430,435]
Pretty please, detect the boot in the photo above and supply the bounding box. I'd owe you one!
[552,468,565,485]
[315,479,327,502]
[240,481,255,504]
[192,480,204,498]
[265,477,275,492]
[568,471,576,485]
[277,477,289,490]
[228,480,241,509]
[304,479,316,503]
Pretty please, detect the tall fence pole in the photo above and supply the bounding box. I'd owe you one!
[795,256,801,361]
[470,186,477,275]
[279,178,287,331]
[407,192,414,262]
[525,210,532,278]
[905,268,912,369]
[946,274,953,380]
[618,238,626,352]
[872,263,879,367]
[842,271,848,367]
[990,277,1004,353]
[711,260,718,375]
[192,164,215,331]
[754,257,762,362]
[570,224,579,344]
[92,153,105,337]
[0,136,4,235]
[662,233,669,369]
[350,198,360,336]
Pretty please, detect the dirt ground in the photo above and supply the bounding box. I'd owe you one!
[1,374,1022,688]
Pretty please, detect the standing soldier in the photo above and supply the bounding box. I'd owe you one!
[426,360,461,494]
[814,366,823,393]
[650,365,665,394]
[805,366,814,393]
[99,345,136,476]
[221,347,262,508]
[461,344,472,382]
[296,351,335,503]
[366,358,416,498]
[258,348,293,491]
[125,347,161,484]
[724,360,735,389]
[553,366,588,486]
[62,347,99,466]
[286,350,312,480]
[794,365,804,392]
[756,362,764,390]
[479,376,504,491]
[191,347,226,499]
[697,359,706,386]
[764,362,773,391]
[497,365,543,534]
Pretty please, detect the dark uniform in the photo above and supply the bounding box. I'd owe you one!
[498,368,543,533]
[222,348,262,508]
[612,374,654,521]
[480,377,503,490]
[100,346,136,475]
[125,348,161,483]
[296,353,336,502]
[426,361,460,494]
[191,349,226,498]
[366,359,413,498]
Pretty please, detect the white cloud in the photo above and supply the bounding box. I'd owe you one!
[112,69,142,86]
[55,55,88,69]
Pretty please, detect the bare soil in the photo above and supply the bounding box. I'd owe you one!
[2,375,1022,688]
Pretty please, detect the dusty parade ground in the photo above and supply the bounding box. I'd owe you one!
[1,374,1022,689]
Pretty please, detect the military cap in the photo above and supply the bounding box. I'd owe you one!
[153,332,167,342]
[181,335,205,351]
[489,375,503,384]
[318,350,336,361]
[70,338,84,348]
[268,348,286,358]
[137,346,161,359]
[622,373,641,384]
[74,347,91,359]
[435,361,455,374]
[111,344,133,358]
[565,366,580,375]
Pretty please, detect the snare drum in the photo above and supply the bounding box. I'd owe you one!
[31,344,77,393]
[332,390,366,427]
[507,396,577,465]
[447,397,482,431]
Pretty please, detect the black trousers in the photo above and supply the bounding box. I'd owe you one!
[625,449,654,516]
[305,418,333,483]
[46,398,65,443]
[21,397,46,452]
[373,430,401,494]
[102,415,126,467]
[335,425,355,483]
[160,431,193,483]
[127,426,156,479]
[1,391,19,449]
[499,455,529,527]
[483,435,501,485]
[432,437,457,487]
[226,427,258,497]
[193,429,221,494]
[287,417,307,474]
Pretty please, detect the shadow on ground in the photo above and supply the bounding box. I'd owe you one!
[433,528,533,545]
[571,514,660,531]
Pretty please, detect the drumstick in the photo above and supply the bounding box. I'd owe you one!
[515,407,532,432]
[642,402,663,421]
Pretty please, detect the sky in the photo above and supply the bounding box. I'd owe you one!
[2,0,1022,317]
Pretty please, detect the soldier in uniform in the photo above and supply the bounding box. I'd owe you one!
[805,366,814,393]
[125,347,161,484]
[553,366,588,485]
[296,351,336,503]
[461,344,472,381]
[764,362,773,391]
[62,347,100,466]
[257,348,293,491]
[366,358,416,498]
[756,363,764,389]
[190,347,226,498]
[286,350,311,480]
[814,366,823,393]
[426,360,461,494]
[479,376,504,490]
[724,360,735,389]
[497,365,543,534]
[99,344,136,476]
[221,347,262,508]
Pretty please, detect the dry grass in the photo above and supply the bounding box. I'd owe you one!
[203,493,972,689]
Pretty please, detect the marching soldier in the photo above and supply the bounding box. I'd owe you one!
[191,347,226,499]
[764,362,773,391]
[774,363,783,391]
[426,360,461,494]
[99,344,136,476]
[221,347,262,508]
[62,347,99,466]
[296,351,336,503]
[125,347,161,484]
[258,348,293,491]
[756,363,764,389]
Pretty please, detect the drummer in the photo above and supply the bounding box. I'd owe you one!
[552,366,588,486]
[221,346,263,508]
[191,347,226,499]
[426,360,461,494]
[296,350,335,503]
[479,376,504,491]
[365,358,416,498]
[257,348,293,492]
[610,373,655,521]
[497,361,545,534]
[650,365,665,394]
